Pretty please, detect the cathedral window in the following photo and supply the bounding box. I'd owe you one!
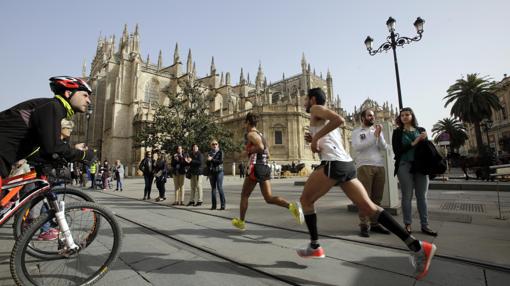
[275,130,283,145]
[144,79,160,103]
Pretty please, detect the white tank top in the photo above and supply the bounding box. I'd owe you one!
[309,124,352,162]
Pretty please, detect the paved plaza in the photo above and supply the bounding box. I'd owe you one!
[1,175,509,285]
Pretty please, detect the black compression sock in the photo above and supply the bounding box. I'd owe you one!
[377,210,421,252]
[304,213,319,242]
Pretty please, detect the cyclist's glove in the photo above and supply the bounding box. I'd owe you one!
[82,149,97,166]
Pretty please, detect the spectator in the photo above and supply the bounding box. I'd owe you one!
[186,144,203,206]
[139,151,155,200]
[207,139,225,210]
[114,160,124,191]
[392,107,437,236]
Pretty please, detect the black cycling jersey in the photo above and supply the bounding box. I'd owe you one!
[0,97,84,177]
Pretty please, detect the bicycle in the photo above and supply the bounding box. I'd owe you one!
[10,159,96,252]
[0,168,122,285]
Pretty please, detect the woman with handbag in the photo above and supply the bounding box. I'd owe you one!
[392,107,437,236]
[207,140,225,210]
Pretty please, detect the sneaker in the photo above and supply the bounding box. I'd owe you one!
[194,202,203,207]
[37,229,59,241]
[296,244,325,258]
[359,225,370,237]
[231,218,246,231]
[289,202,304,224]
[411,241,437,280]
[186,201,195,206]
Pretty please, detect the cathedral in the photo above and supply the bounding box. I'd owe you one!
[73,25,398,176]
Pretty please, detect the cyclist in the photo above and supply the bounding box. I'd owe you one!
[0,76,96,179]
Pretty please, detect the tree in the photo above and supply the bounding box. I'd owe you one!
[444,73,501,154]
[135,80,241,154]
[431,117,468,154]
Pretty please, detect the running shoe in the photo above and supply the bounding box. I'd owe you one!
[296,244,325,258]
[289,202,304,224]
[36,228,59,241]
[411,240,437,280]
[231,217,246,231]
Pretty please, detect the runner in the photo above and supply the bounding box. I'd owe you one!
[297,88,436,280]
[231,112,304,231]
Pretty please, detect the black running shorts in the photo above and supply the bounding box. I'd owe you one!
[320,161,357,185]
[248,163,271,183]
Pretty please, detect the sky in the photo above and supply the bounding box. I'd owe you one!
[0,0,508,132]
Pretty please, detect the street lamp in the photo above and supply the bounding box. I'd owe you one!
[364,17,425,110]
[482,118,494,148]
[85,104,93,146]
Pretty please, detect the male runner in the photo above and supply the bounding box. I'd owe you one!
[297,88,436,280]
[232,112,303,230]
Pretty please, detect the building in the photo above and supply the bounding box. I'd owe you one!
[74,25,397,175]
[463,74,510,159]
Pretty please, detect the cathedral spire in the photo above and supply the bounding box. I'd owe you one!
[256,61,264,90]
[225,72,231,86]
[247,72,250,84]
[146,54,150,68]
[173,42,180,64]
[186,48,193,74]
[132,23,140,53]
[157,50,163,70]
[210,56,216,76]
[220,72,224,86]
[119,24,129,54]
[192,62,197,78]
[239,68,246,85]
[301,52,307,72]
[82,59,87,78]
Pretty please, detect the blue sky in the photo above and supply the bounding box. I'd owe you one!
[0,0,508,132]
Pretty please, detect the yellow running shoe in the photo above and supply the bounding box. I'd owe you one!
[289,202,304,224]
[231,217,246,231]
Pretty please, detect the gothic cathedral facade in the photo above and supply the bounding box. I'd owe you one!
[73,25,398,175]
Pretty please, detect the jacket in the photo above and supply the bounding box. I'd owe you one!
[391,126,426,176]
[0,97,86,177]
[413,140,447,177]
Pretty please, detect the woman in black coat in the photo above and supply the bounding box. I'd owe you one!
[392,107,437,236]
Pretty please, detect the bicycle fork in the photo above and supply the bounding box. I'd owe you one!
[47,196,80,254]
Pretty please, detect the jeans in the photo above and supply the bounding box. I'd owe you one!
[209,171,225,208]
[156,179,166,199]
[397,161,430,227]
[116,178,123,190]
[143,175,154,198]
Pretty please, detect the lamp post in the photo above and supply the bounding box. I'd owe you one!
[85,104,93,146]
[482,118,494,149]
[364,17,425,110]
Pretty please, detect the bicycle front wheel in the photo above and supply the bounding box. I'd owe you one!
[12,185,95,240]
[10,202,123,286]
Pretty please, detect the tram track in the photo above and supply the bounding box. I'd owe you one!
[94,190,510,276]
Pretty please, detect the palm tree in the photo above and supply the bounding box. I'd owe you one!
[432,117,468,154]
[444,73,501,154]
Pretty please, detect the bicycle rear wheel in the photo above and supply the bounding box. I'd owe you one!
[12,186,95,240]
[10,202,123,286]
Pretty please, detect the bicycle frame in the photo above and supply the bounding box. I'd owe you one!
[1,170,80,250]
[0,170,52,226]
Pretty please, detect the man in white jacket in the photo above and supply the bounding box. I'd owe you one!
[351,109,391,237]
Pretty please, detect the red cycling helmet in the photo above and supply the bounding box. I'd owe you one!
[49,76,92,95]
